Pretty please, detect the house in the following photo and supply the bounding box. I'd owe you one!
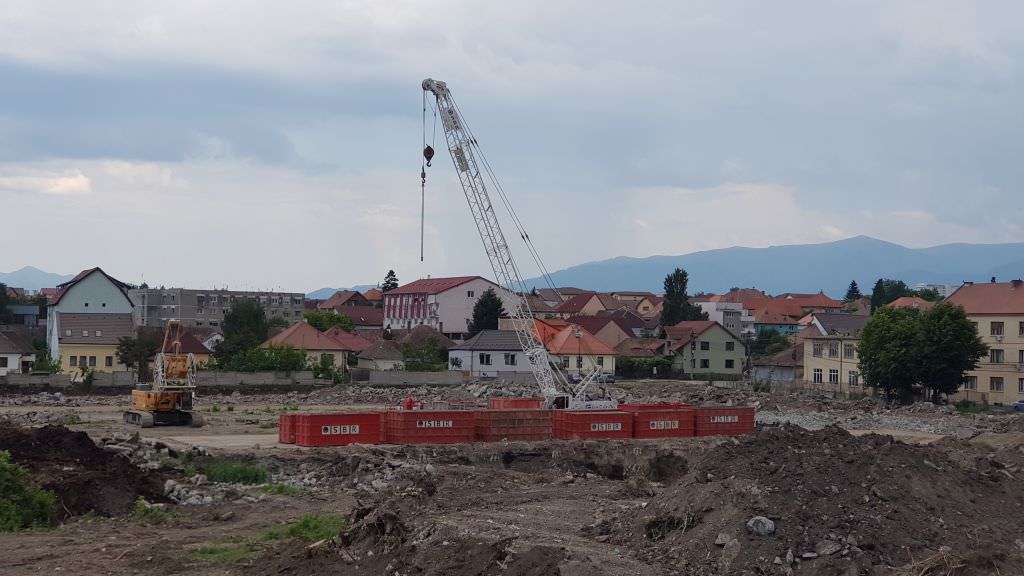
[57,313,134,373]
[317,290,369,310]
[662,320,745,376]
[554,293,605,317]
[363,288,384,307]
[752,309,801,336]
[946,280,1024,404]
[383,276,519,340]
[614,337,671,358]
[801,313,869,389]
[357,340,404,370]
[610,291,657,306]
[887,296,936,312]
[261,320,353,369]
[778,292,844,313]
[544,325,617,375]
[0,331,35,375]
[566,316,634,349]
[335,305,385,330]
[7,304,42,327]
[47,267,135,364]
[752,346,802,384]
[694,299,750,337]
[323,327,372,353]
[535,287,589,307]
[146,329,213,370]
[448,330,533,377]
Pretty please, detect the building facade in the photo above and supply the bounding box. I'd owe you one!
[800,313,869,391]
[383,276,518,340]
[46,268,135,364]
[947,281,1024,404]
[448,330,533,377]
[664,321,746,376]
[130,288,305,328]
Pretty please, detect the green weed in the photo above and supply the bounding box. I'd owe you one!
[262,484,305,497]
[0,451,56,532]
[262,513,344,542]
[187,544,261,563]
[202,460,269,485]
[132,497,175,524]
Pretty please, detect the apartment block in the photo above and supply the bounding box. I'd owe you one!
[947,280,1024,404]
[129,288,305,328]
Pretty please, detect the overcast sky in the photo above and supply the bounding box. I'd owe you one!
[1,1,1021,292]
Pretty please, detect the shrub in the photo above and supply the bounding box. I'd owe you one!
[202,460,269,485]
[132,497,175,523]
[0,451,56,532]
[262,513,344,542]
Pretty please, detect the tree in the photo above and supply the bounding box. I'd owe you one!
[0,282,10,324]
[661,268,708,326]
[869,278,886,313]
[303,310,355,332]
[914,288,942,302]
[214,301,270,367]
[116,328,163,383]
[268,316,291,328]
[220,344,308,372]
[749,329,790,357]
[381,270,399,293]
[917,302,987,402]
[844,280,862,302]
[858,307,922,402]
[466,288,505,338]
[870,278,914,312]
[401,334,447,371]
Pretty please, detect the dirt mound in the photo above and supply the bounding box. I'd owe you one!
[0,422,167,517]
[615,425,1024,575]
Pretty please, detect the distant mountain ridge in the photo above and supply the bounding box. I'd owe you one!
[524,236,1024,297]
[0,266,74,291]
[306,285,377,300]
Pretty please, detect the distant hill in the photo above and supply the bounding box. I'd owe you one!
[525,236,1024,297]
[0,266,74,291]
[306,285,377,300]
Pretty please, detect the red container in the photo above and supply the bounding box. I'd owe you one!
[488,397,545,410]
[475,409,553,442]
[630,409,695,439]
[384,410,477,445]
[293,413,383,447]
[619,402,691,411]
[278,413,297,444]
[694,407,756,437]
[552,410,633,440]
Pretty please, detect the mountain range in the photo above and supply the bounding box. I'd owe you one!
[306,285,378,300]
[0,266,74,291]
[524,236,1024,297]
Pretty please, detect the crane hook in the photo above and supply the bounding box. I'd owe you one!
[423,145,434,167]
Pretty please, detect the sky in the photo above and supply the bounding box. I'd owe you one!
[1,1,1022,293]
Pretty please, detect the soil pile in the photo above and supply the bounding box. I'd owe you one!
[616,425,1024,575]
[0,422,166,517]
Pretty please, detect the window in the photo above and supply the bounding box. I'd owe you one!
[65,329,72,337]
[84,302,88,307]
[479,353,492,366]
[88,356,96,367]
[101,303,106,307]
[828,342,839,358]
[700,358,710,369]
[562,356,569,368]
[965,376,977,390]
[700,341,710,351]
[79,356,87,367]
[844,344,855,359]
[95,330,102,337]
[69,356,78,367]
[576,356,583,369]
[848,370,859,386]
[725,342,735,351]
[596,356,604,367]
[725,359,735,369]
[971,321,978,332]
[828,369,839,384]
[690,358,696,369]
[1019,321,1024,336]
[991,349,1004,364]
[82,330,89,337]
[813,368,823,383]
[105,356,113,367]
[1019,378,1024,394]
[504,353,516,366]
[467,290,475,298]
[991,322,1004,336]
[812,342,823,357]
[1019,349,1024,364]
[991,377,1004,392]
[0,357,7,368]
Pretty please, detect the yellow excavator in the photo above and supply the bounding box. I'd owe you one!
[124,320,204,427]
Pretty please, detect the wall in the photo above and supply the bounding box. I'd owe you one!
[551,353,616,375]
[48,271,134,356]
[367,370,464,386]
[960,314,1024,404]
[434,278,518,338]
[802,336,861,389]
[59,343,125,373]
[448,349,533,377]
[0,353,21,376]
[670,325,745,375]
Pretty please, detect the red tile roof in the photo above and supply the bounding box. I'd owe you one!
[159,330,212,356]
[387,276,490,296]
[532,318,568,344]
[614,337,669,358]
[323,327,373,352]
[363,288,383,301]
[555,293,599,314]
[887,296,936,311]
[545,325,617,356]
[947,281,1024,315]
[781,292,843,309]
[335,305,384,327]
[662,320,717,343]
[744,298,808,319]
[752,309,799,325]
[318,290,367,310]
[262,321,350,351]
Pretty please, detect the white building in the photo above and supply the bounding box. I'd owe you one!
[383,276,518,341]
[46,268,134,360]
[696,301,754,338]
[448,330,532,377]
[915,283,958,299]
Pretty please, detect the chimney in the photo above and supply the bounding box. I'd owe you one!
[991,276,997,283]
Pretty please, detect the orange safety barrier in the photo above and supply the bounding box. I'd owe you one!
[384,410,477,444]
[278,413,297,444]
[293,413,383,447]
[694,406,756,437]
[475,409,553,442]
[488,397,545,410]
[553,410,633,440]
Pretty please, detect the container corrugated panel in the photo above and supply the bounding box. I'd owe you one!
[694,407,756,437]
[384,410,477,445]
[553,411,633,440]
[631,408,695,439]
[488,397,545,410]
[474,410,553,442]
[619,402,691,412]
[294,413,383,447]
[278,413,297,444]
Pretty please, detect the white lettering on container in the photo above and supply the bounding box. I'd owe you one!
[321,424,361,435]
[649,420,680,430]
[416,420,454,428]
[590,422,622,432]
[710,415,739,423]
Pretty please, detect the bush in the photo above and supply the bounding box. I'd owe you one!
[202,460,269,485]
[132,497,175,523]
[262,513,344,541]
[0,451,56,532]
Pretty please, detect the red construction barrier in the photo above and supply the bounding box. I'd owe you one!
[384,410,477,445]
[278,413,297,444]
[694,406,756,437]
[475,409,553,442]
[488,397,545,410]
[630,409,695,439]
[553,410,633,440]
[293,413,383,447]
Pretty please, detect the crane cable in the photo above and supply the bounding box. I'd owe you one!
[420,93,438,262]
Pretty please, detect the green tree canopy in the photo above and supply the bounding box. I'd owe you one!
[916,302,987,401]
[870,278,915,312]
[303,310,355,332]
[214,300,270,367]
[401,335,447,371]
[466,288,505,338]
[0,282,10,324]
[381,270,399,293]
[858,307,921,402]
[116,328,163,383]
[661,268,708,326]
[844,280,862,302]
[750,329,790,357]
[220,344,308,372]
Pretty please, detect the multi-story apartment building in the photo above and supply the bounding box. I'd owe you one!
[383,276,518,340]
[129,288,305,328]
[801,314,869,391]
[947,280,1024,404]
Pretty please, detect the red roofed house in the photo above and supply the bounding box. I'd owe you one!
[554,293,605,318]
[567,316,634,349]
[323,327,373,353]
[545,324,617,375]
[262,320,354,369]
[778,292,843,313]
[947,280,1024,404]
[335,305,385,330]
[887,296,936,312]
[317,290,369,311]
[383,276,518,341]
[363,288,384,307]
[662,320,745,376]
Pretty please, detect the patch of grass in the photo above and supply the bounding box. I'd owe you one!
[262,514,344,542]
[63,413,83,425]
[0,451,56,532]
[202,460,270,485]
[954,401,989,414]
[187,544,261,564]
[262,484,305,497]
[132,497,176,524]
[211,405,221,413]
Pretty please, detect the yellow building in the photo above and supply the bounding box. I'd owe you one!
[58,313,134,372]
[947,281,1024,404]
[800,313,869,392]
